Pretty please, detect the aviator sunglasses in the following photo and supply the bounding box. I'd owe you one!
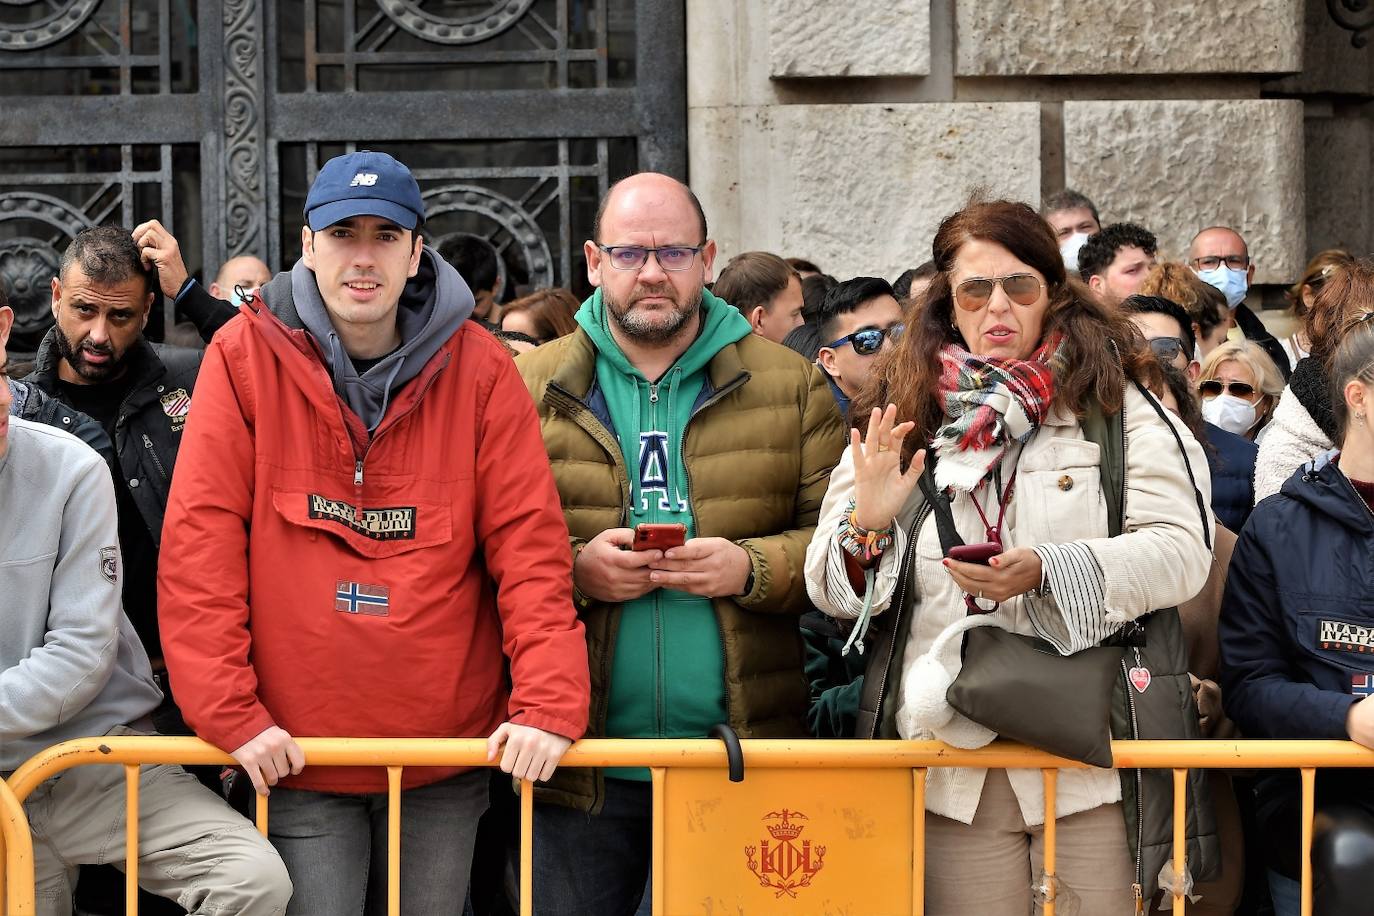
[826,323,905,356]
[953,274,1043,311]
[1198,379,1255,399]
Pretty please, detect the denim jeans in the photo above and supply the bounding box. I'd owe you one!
[268,769,488,916]
[1268,869,1300,916]
[531,778,652,916]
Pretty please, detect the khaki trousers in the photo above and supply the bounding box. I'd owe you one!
[22,729,292,916]
[926,768,1136,916]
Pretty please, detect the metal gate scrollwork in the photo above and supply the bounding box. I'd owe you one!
[378,0,538,45]
[0,0,101,51]
[0,0,686,344]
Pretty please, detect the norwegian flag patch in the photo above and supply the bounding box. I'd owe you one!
[335,581,390,617]
[1353,674,1374,698]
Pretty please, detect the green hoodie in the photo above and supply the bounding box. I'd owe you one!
[575,288,752,780]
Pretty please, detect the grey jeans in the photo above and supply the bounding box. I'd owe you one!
[267,769,488,916]
[23,729,291,916]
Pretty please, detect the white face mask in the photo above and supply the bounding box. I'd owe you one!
[1201,393,1260,436]
[1059,232,1091,273]
[1196,265,1248,310]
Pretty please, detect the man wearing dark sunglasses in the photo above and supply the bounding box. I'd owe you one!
[816,276,905,416]
[1125,294,1257,532]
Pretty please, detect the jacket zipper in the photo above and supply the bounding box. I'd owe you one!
[679,371,750,728]
[350,358,449,491]
[865,503,930,738]
[1122,654,1146,911]
[141,433,169,481]
[1118,388,1145,910]
[648,377,664,737]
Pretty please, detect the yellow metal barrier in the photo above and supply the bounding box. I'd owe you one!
[1,778,34,916]
[4,737,1369,915]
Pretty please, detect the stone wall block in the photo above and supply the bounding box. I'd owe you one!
[958,0,1301,76]
[1064,100,1305,284]
[769,0,930,78]
[705,102,1040,281]
[1304,116,1371,256]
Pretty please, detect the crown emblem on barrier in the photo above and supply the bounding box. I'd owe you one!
[744,809,826,899]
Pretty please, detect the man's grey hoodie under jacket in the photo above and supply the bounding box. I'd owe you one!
[0,417,161,772]
[259,245,475,431]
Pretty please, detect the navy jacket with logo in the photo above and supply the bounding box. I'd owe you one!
[1219,452,1374,864]
[1220,453,1374,742]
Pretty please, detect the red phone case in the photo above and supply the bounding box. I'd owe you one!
[946,541,1001,564]
[633,523,687,551]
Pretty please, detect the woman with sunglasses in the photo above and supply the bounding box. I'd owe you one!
[1196,340,1285,443]
[804,199,1213,915]
[1220,311,1374,916]
[1256,259,1374,502]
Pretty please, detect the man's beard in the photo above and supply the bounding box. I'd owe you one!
[604,283,702,344]
[54,327,124,382]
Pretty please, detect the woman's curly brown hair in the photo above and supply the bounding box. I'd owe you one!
[851,198,1154,462]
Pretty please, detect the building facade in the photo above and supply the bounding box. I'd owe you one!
[0,0,1369,352]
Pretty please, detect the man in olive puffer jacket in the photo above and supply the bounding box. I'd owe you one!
[516,172,845,916]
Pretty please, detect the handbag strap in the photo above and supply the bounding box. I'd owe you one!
[917,456,965,555]
[1125,380,1212,551]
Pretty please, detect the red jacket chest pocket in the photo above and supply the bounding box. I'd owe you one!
[270,487,454,559]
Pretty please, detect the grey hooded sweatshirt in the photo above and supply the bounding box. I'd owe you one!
[258,245,475,432]
[0,417,161,772]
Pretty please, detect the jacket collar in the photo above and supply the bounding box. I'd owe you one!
[548,325,750,403]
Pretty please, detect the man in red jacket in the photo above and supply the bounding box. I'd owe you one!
[158,150,590,913]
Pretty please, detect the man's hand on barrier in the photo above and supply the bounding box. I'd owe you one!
[487,722,573,782]
[132,219,190,298]
[943,547,1042,603]
[1348,697,1374,749]
[231,726,306,796]
[574,528,661,603]
[649,537,752,598]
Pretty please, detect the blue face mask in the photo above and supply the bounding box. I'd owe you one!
[229,286,256,308]
[1196,266,1248,310]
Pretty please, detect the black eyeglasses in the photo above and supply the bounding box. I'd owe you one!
[826,323,905,356]
[1147,337,1189,362]
[596,244,703,272]
[1190,255,1250,271]
[1199,379,1255,399]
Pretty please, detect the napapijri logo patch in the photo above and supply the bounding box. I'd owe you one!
[308,494,416,540]
[1319,619,1374,654]
[99,546,118,584]
[349,172,378,187]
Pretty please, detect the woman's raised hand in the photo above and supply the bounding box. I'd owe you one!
[851,404,925,532]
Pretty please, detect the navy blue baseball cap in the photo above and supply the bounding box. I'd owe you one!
[304,150,426,232]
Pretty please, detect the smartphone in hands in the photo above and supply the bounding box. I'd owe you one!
[632,523,687,551]
[946,541,1001,565]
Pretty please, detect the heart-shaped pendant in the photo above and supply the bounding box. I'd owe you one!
[1129,666,1151,693]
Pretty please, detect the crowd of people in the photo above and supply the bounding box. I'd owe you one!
[1,149,1372,916]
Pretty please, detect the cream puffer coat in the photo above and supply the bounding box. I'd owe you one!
[805,382,1213,826]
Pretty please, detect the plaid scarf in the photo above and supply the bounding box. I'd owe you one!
[931,335,1066,491]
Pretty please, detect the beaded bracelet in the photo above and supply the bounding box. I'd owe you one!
[837,499,895,564]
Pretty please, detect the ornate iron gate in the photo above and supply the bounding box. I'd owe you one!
[0,0,685,352]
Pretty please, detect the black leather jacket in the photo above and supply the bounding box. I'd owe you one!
[26,331,202,545]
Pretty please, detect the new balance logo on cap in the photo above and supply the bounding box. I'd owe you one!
[305,150,426,231]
